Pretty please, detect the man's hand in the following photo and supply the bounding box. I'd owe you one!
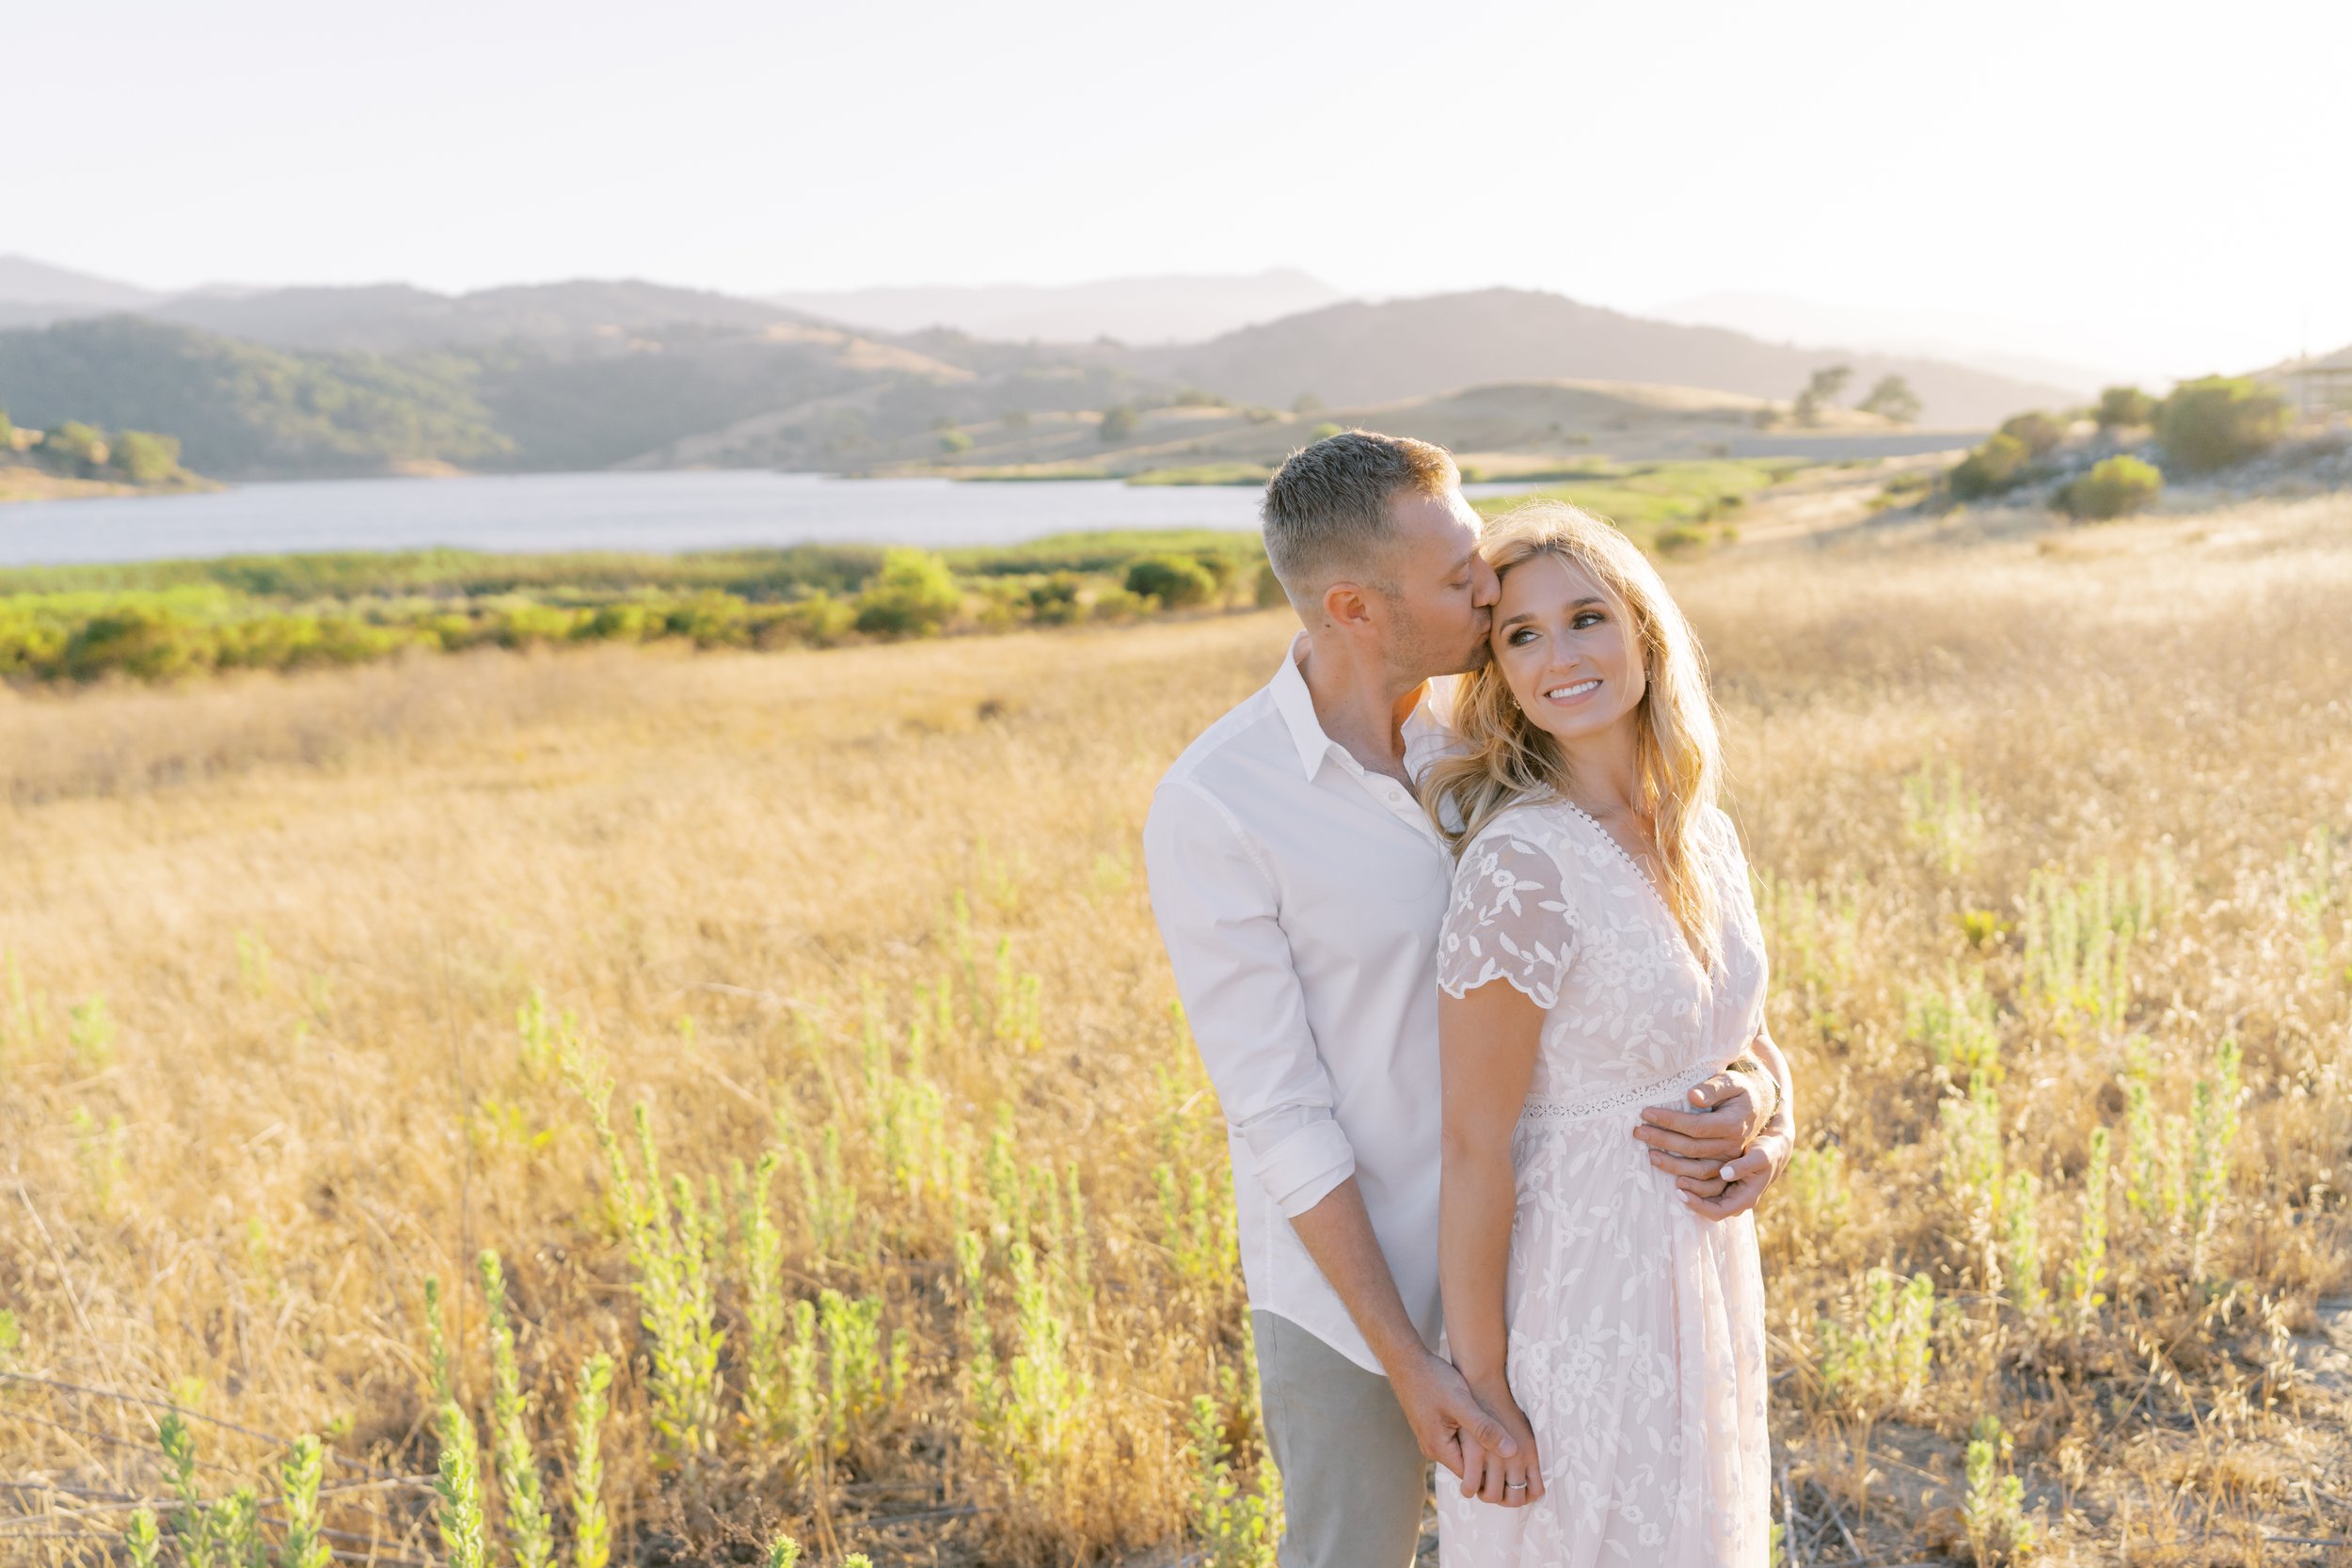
[1454,1376,1546,1508]
[1632,1069,1769,1196]
[1683,1116,1793,1220]
[1391,1349,1518,1482]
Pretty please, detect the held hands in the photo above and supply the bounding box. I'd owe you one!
[1454,1374,1546,1510]
[1392,1352,1543,1508]
[1631,1067,1793,1220]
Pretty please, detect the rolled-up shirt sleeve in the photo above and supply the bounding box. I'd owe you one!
[1143,778,1357,1216]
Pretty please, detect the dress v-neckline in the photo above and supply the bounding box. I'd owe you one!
[1544,794,1710,973]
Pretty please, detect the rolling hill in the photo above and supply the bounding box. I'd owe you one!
[1127,288,2074,426]
[147,278,818,354]
[767,269,1348,345]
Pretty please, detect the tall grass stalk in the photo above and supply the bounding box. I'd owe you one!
[478,1250,554,1568]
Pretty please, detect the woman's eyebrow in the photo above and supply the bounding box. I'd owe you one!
[1497,610,1537,629]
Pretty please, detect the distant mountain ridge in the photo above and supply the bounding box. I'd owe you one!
[149,279,818,354]
[1126,289,2076,427]
[767,269,1349,345]
[0,260,2080,478]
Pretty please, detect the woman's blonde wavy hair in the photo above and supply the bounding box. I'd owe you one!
[1422,500,1728,970]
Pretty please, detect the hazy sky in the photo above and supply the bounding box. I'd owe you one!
[12,0,2345,378]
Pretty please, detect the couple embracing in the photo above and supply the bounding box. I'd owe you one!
[1143,432,1795,1567]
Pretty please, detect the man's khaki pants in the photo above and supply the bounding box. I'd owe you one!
[1252,1310,1428,1568]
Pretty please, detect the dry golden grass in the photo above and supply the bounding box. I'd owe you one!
[2,491,2349,1566]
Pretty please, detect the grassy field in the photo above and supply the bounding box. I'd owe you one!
[2,490,2349,1566]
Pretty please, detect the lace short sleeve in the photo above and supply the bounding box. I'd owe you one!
[1438,825,1576,1009]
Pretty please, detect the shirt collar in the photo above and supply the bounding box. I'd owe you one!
[1269,632,1444,782]
[1268,632,1338,779]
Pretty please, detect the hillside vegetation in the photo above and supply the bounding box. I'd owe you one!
[0,279,2056,480]
[1,491,2347,1567]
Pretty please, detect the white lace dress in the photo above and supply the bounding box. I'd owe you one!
[1434,798,1772,1568]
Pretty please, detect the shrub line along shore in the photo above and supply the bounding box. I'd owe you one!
[0,460,1795,688]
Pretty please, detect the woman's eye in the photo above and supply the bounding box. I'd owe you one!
[1507,627,1537,645]
[1572,611,1604,630]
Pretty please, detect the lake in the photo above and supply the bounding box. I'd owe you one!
[0,470,1533,566]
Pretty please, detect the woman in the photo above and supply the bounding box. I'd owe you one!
[1424,501,1775,1567]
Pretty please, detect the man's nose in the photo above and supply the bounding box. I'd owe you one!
[1472,559,1501,607]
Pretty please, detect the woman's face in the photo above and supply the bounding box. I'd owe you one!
[1490,551,1646,748]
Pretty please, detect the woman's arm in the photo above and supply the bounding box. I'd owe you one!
[1438,980,1548,1509]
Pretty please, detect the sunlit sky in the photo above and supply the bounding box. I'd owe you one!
[13,0,2346,379]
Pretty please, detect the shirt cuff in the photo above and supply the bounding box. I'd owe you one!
[1248,1117,1357,1217]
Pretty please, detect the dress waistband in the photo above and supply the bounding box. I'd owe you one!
[1518,1061,1724,1126]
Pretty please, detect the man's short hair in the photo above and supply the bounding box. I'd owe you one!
[1261,429,1458,604]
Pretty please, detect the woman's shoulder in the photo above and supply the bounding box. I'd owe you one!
[1454,797,1594,879]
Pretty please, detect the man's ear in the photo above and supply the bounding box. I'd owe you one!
[1321,579,1375,631]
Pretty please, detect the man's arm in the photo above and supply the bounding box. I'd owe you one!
[1286,1179,1521,1484]
[1141,781,1513,1478]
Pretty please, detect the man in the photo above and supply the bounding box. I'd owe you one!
[1142,431,1794,1567]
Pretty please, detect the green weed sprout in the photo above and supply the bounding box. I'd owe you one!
[279,1434,330,1568]
[569,1354,614,1568]
[435,1403,488,1568]
[478,1251,552,1568]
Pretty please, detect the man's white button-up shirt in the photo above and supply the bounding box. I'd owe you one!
[1142,634,1454,1373]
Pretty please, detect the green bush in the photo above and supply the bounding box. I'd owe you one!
[2156,376,2291,473]
[46,421,108,474]
[1025,575,1084,626]
[1097,405,1139,442]
[1859,375,1921,424]
[1996,411,2067,457]
[1254,563,1289,610]
[111,431,182,484]
[775,594,856,648]
[1309,422,1343,441]
[852,547,961,637]
[2094,387,2157,430]
[2057,455,2163,521]
[64,606,210,682]
[1947,433,2032,500]
[1123,555,1216,609]
[1090,587,1149,622]
[938,429,972,455]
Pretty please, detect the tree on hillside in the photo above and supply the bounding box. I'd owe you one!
[1792,365,1852,427]
[1859,375,1921,425]
[1996,410,2067,457]
[1291,392,1324,414]
[111,430,182,484]
[46,421,108,474]
[2155,376,2290,472]
[2094,386,2157,430]
[0,409,13,449]
[1098,404,1139,442]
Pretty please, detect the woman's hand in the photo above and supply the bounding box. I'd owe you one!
[1454,1375,1545,1509]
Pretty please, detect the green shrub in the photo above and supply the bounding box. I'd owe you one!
[853,547,962,637]
[64,605,212,682]
[2058,455,2163,521]
[111,431,182,484]
[1254,563,1289,609]
[938,429,973,455]
[1090,588,1149,622]
[1097,405,1139,442]
[46,421,109,474]
[1996,410,2067,457]
[1308,422,1343,441]
[1025,574,1084,626]
[2094,386,2157,430]
[1123,555,1216,609]
[1171,388,1228,408]
[777,594,856,647]
[2156,375,2291,472]
[495,603,582,648]
[1947,433,2032,500]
